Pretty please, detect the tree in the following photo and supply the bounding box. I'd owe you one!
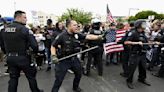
[128,10,164,21]
[28,23,33,29]
[156,14,164,20]
[58,8,92,25]
[128,16,137,22]
[135,10,159,19]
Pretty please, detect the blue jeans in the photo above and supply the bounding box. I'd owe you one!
[45,48,51,67]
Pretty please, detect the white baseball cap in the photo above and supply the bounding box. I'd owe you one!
[91,18,101,23]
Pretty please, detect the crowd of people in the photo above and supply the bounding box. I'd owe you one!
[0,10,164,92]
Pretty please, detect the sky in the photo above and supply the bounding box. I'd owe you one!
[0,0,164,20]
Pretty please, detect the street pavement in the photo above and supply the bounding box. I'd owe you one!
[0,62,164,92]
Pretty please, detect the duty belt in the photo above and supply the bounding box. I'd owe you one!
[6,52,27,56]
[131,50,146,54]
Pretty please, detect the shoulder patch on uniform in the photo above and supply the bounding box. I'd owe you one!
[29,30,34,34]
[128,32,132,36]
[55,35,60,40]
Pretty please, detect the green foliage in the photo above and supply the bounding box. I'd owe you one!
[28,23,33,29]
[58,8,92,25]
[117,18,123,22]
[128,10,164,21]
[135,10,158,19]
[156,14,164,20]
[128,16,137,22]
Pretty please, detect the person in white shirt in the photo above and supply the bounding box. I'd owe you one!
[34,27,46,70]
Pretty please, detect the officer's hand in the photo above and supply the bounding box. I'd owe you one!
[97,35,104,40]
[154,41,160,45]
[138,41,143,46]
[51,55,59,64]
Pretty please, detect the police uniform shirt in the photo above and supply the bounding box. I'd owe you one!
[88,29,104,47]
[126,30,148,52]
[1,21,38,53]
[52,31,86,57]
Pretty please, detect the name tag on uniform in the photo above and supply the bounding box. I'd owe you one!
[5,27,16,32]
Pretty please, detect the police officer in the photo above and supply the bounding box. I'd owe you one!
[86,18,105,76]
[51,19,103,92]
[119,21,135,77]
[124,19,151,89]
[0,10,43,92]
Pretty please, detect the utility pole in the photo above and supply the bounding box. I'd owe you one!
[14,1,16,11]
[128,8,139,16]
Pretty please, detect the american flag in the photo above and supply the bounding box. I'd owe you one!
[104,29,126,54]
[107,4,114,23]
[116,29,126,42]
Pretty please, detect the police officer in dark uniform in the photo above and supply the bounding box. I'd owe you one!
[51,19,104,92]
[119,21,135,77]
[86,18,105,76]
[0,10,43,92]
[124,19,151,89]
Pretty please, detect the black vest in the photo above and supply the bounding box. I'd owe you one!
[2,22,28,53]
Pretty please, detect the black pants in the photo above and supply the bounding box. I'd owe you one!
[52,57,82,92]
[158,61,164,77]
[36,50,45,66]
[46,47,51,68]
[81,45,88,61]
[127,53,147,83]
[121,51,129,75]
[87,48,103,76]
[7,56,40,92]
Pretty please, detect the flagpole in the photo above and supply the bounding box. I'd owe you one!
[106,4,114,23]
[128,8,139,16]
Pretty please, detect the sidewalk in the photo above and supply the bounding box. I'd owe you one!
[0,61,8,76]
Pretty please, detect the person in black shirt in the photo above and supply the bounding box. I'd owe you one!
[51,19,103,92]
[45,19,55,71]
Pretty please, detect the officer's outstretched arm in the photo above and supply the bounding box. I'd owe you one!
[124,41,142,45]
[85,34,103,40]
[51,46,57,56]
